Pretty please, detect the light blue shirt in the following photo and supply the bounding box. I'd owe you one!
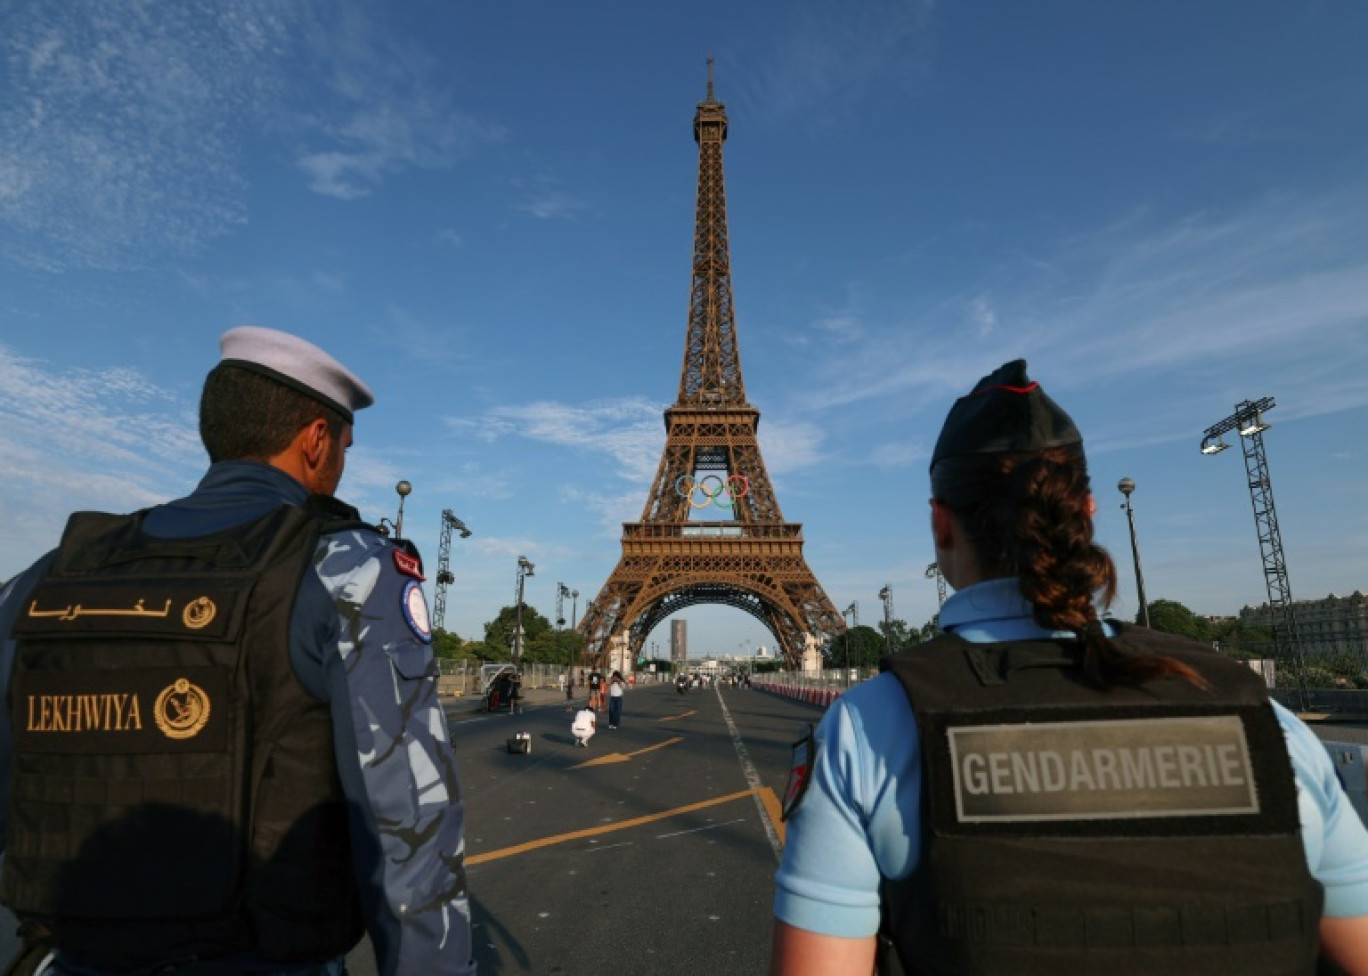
[773,579,1368,937]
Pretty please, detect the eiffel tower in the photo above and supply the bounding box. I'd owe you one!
[579,63,845,672]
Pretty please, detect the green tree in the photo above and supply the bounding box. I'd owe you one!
[1145,599,1207,640]
[541,627,584,671]
[1206,619,1274,660]
[431,629,464,661]
[483,604,554,663]
[877,618,917,653]
[825,625,886,670]
[459,640,498,663]
[909,617,941,644]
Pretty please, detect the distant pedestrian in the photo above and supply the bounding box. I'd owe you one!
[571,707,596,747]
[607,671,626,729]
[509,671,523,715]
[565,674,575,703]
[588,669,604,711]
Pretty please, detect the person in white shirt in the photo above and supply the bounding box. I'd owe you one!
[571,707,596,747]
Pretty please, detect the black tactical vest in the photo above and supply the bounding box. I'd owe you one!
[878,627,1322,976]
[2,501,365,971]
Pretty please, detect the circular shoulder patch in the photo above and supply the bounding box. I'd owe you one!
[401,580,433,644]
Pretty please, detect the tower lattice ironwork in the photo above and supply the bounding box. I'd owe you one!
[578,64,845,672]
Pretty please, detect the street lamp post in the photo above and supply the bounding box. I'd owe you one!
[394,480,412,539]
[569,589,579,675]
[1117,478,1151,629]
[557,582,575,682]
[555,582,566,667]
[513,556,535,671]
[842,601,859,687]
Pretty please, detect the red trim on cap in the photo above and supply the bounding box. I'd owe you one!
[969,381,1039,397]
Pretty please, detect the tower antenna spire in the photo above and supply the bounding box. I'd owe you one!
[706,57,715,101]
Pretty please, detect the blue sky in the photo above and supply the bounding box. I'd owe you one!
[2,1,1367,658]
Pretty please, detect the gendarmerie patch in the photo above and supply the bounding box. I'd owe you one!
[782,725,816,821]
[947,714,1257,823]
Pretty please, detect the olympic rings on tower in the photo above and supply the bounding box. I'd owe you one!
[675,473,750,509]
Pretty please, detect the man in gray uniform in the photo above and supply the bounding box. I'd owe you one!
[0,326,476,975]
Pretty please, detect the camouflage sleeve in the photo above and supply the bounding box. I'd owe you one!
[311,528,476,976]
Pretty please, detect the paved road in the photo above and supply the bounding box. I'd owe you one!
[439,682,813,976]
[1,683,823,976]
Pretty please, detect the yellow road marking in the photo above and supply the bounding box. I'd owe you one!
[571,736,683,768]
[658,710,697,722]
[467,787,762,865]
[756,785,786,847]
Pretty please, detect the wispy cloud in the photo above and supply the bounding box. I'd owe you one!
[312,271,346,293]
[734,0,937,127]
[1178,93,1317,147]
[756,418,827,476]
[814,313,864,344]
[0,1,291,269]
[0,1,503,268]
[476,398,664,483]
[0,343,204,576]
[288,4,504,199]
[869,439,925,470]
[471,396,832,486]
[295,96,501,200]
[804,188,1368,439]
[511,175,589,221]
[968,294,997,337]
[368,305,479,373]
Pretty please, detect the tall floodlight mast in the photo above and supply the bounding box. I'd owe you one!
[925,563,947,608]
[924,562,947,635]
[432,510,472,633]
[1200,396,1308,712]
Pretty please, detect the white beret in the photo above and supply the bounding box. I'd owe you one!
[217,325,374,423]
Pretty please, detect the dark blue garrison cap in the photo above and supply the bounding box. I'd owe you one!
[218,325,374,424]
[930,359,1081,470]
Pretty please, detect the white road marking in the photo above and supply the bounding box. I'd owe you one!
[716,684,784,862]
[655,817,745,840]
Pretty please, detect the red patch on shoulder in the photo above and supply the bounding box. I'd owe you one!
[782,726,816,821]
[393,549,425,580]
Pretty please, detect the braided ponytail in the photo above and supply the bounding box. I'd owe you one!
[933,448,1206,689]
